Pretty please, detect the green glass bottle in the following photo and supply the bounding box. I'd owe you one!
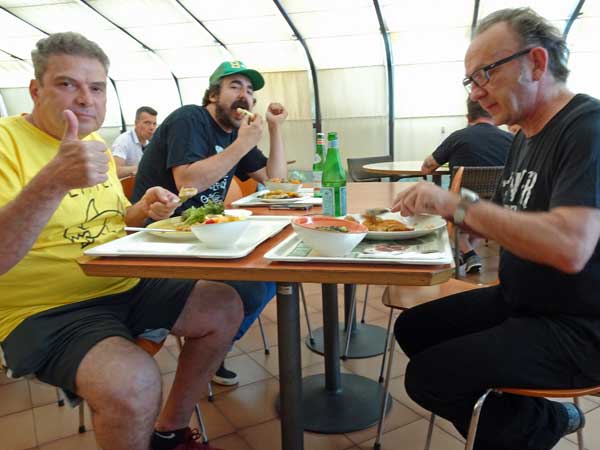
[312,132,326,198]
[321,132,347,216]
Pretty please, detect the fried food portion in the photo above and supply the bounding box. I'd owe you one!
[178,187,198,202]
[362,215,414,232]
[259,190,301,199]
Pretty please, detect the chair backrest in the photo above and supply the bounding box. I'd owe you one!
[120,175,135,201]
[224,176,258,205]
[452,166,504,200]
[347,155,393,182]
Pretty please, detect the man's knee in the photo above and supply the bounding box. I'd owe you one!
[80,345,162,417]
[183,281,244,333]
[394,309,422,356]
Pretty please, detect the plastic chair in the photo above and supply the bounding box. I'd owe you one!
[464,386,600,450]
[374,280,483,450]
[119,175,135,201]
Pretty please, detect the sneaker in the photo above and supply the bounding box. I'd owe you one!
[169,428,227,450]
[562,402,586,435]
[211,363,239,386]
[464,254,482,273]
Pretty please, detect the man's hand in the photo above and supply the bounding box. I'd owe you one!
[139,187,180,221]
[265,102,288,126]
[238,113,263,149]
[49,110,110,191]
[391,181,459,219]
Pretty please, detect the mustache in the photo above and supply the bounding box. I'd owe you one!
[231,100,250,111]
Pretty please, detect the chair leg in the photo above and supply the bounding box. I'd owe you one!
[574,397,585,450]
[374,315,397,450]
[56,387,65,407]
[258,316,270,355]
[194,402,209,443]
[360,285,370,323]
[464,389,493,450]
[424,412,435,450]
[300,284,315,345]
[378,308,394,383]
[78,403,86,433]
[207,382,214,402]
[342,288,358,360]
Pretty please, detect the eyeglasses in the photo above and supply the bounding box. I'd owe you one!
[463,48,533,93]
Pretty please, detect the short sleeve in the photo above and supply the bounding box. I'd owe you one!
[0,128,23,208]
[431,134,456,165]
[235,147,268,181]
[550,111,600,209]
[110,132,129,159]
[164,110,211,169]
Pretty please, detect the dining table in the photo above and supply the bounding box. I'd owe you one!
[78,182,453,450]
[363,160,450,185]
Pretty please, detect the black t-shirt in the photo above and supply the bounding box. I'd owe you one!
[432,123,512,170]
[132,105,267,214]
[494,94,600,378]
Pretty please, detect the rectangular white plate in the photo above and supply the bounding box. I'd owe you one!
[85,216,291,259]
[264,230,454,265]
[232,188,322,207]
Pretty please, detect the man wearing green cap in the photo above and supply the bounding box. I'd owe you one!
[132,60,288,386]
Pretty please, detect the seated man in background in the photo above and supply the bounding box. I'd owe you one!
[421,98,513,272]
[111,105,157,178]
[0,32,241,450]
[393,8,600,450]
[133,61,288,386]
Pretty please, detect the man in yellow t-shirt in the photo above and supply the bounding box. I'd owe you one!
[0,32,242,450]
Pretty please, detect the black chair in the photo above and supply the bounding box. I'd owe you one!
[452,166,505,200]
[346,156,401,182]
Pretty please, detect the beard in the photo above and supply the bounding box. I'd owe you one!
[214,97,251,130]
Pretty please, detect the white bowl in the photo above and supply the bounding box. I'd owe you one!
[291,216,368,257]
[264,180,303,192]
[190,219,250,248]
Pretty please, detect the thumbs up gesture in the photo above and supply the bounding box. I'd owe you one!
[51,110,110,190]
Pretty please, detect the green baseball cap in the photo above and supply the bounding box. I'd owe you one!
[209,61,265,91]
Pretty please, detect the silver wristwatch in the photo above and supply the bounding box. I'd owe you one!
[453,188,480,225]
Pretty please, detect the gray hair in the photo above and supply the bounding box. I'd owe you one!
[475,8,570,83]
[135,106,158,120]
[31,32,110,82]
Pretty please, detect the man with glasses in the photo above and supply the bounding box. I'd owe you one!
[392,8,600,450]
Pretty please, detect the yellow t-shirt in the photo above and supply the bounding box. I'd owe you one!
[0,115,139,341]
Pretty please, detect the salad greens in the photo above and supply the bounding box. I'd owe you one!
[181,200,225,226]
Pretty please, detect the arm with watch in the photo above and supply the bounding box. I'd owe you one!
[390,181,599,274]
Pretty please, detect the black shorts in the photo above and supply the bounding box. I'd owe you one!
[0,278,195,399]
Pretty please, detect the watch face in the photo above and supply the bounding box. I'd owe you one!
[460,188,480,204]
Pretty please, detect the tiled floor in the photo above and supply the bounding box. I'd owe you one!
[2,242,599,450]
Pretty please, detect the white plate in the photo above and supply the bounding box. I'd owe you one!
[146,210,252,241]
[346,213,447,240]
[256,194,305,204]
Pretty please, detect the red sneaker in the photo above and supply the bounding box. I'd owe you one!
[166,428,227,450]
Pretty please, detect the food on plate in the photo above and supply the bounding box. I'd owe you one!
[173,200,239,231]
[178,186,198,202]
[345,214,414,232]
[268,177,302,184]
[258,190,302,200]
[316,225,349,233]
[236,107,255,120]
